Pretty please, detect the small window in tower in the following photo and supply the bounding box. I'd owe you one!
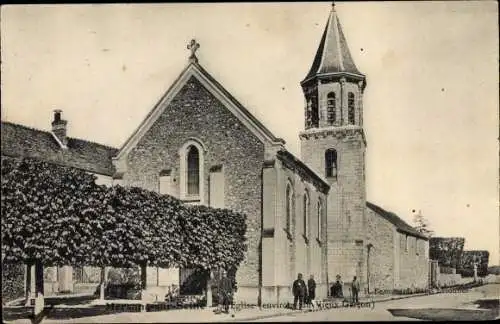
[327,92,336,125]
[306,100,312,128]
[311,96,319,128]
[325,149,338,179]
[348,92,355,125]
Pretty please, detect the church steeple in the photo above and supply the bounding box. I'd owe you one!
[302,3,363,83]
[300,3,366,131]
[299,3,368,288]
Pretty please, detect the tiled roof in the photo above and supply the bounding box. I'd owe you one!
[1,121,118,176]
[302,5,363,83]
[366,202,429,240]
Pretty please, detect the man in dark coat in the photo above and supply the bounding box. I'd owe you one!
[307,274,316,306]
[351,276,360,304]
[218,270,233,314]
[331,274,344,298]
[292,273,307,310]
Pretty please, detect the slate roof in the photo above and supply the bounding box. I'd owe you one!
[366,202,429,240]
[302,5,363,83]
[1,121,118,176]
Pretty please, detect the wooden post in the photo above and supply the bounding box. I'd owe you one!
[25,262,34,306]
[206,269,212,309]
[140,263,147,310]
[35,261,44,295]
[33,261,45,318]
[99,266,107,300]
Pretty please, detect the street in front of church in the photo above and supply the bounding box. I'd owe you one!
[31,283,497,323]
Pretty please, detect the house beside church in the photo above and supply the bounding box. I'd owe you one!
[1,4,429,305]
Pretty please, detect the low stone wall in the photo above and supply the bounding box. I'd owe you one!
[43,282,60,296]
[437,273,462,287]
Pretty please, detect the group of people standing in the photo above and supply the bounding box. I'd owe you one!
[291,273,317,310]
[330,274,361,303]
[293,273,362,309]
[216,270,363,314]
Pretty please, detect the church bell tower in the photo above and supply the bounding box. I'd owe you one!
[299,3,368,287]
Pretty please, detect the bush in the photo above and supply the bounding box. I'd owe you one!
[1,262,25,304]
[2,157,248,287]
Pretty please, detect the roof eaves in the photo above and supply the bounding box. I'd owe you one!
[276,149,330,194]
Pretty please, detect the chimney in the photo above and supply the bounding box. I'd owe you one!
[52,109,68,147]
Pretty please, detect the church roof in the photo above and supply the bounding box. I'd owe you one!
[276,149,330,194]
[302,4,363,84]
[366,202,429,240]
[1,121,118,176]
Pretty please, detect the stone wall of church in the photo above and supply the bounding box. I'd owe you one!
[276,164,328,302]
[396,232,429,290]
[366,208,395,293]
[122,76,265,302]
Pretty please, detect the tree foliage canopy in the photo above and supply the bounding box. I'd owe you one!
[429,237,465,269]
[459,250,489,277]
[412,211,434,238]
[1,157,247,271]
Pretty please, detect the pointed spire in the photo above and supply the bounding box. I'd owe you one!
[302,4,362,83]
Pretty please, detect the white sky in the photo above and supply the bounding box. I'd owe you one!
[1,2,498,264]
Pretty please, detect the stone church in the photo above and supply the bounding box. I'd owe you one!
[2,5,429,304]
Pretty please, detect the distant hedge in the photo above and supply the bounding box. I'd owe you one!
[458,250,489,277]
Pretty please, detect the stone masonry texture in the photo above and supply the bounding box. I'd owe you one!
[366,208,395,292]
[122,76,265,299]
[300,129,367,289]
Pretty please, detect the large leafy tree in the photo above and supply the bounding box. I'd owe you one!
[95,185,188,269]
[182,205,247,271]
[429,237,465,269]
[1,156,105,266]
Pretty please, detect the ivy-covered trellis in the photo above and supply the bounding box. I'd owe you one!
[1,156,247,302]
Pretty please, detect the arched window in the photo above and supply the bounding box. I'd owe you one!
[348,92,355,125]
[285,183,294,235]
[317,199,323,240]
[327,92,336,125]
[303,192,310,238]
[311,95,319,128]
[325,149,338,179]
[179,139,205,203]
[187,145,200,195]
